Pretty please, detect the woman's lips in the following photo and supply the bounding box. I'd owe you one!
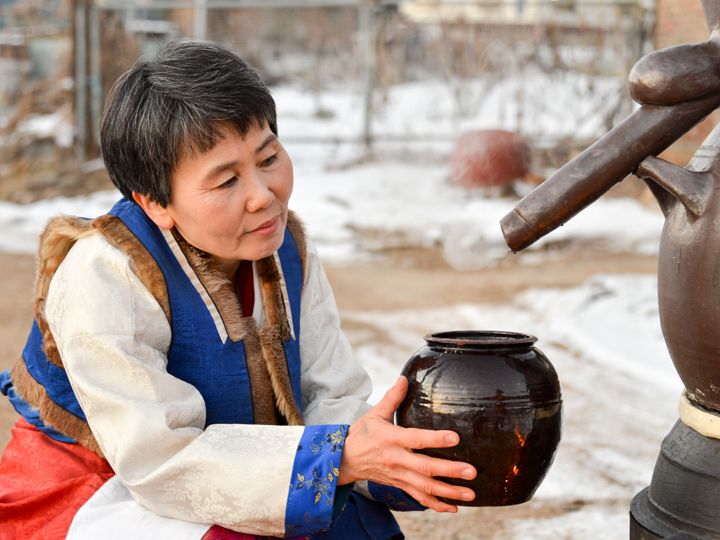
[250,216,280,235]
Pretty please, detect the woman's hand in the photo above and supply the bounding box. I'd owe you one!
[339,376,477,512]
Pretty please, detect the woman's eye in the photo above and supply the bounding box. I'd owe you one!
[218,176,238,189]
[261,154,278,168]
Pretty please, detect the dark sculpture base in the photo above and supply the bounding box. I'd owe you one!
[629,420,720,540]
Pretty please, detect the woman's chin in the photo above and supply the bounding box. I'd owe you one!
[244,236,286,261]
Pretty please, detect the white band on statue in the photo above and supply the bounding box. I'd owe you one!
[679,392,720,439]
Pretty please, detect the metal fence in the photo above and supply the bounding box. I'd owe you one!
[0,0,654,198]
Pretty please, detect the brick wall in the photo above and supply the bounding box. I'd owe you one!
[654,0,717,165]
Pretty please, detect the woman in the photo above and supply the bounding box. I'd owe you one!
[0,41,476,539]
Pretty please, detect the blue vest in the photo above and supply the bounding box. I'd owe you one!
[109,198,304,426]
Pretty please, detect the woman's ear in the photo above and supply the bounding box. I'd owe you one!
[132,192,175,230]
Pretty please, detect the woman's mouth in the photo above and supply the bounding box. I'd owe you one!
[250,216,280,235]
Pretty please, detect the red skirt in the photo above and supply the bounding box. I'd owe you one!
[0,419,114,539]
[0,420,301,540]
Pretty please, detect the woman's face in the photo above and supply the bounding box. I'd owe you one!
[150,122,293,276]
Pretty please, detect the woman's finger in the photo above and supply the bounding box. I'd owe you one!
[371,376,408,420]
[394,468,475,504]
[400,450,476,481]
[398,483,459,513]
[394,426,460,450]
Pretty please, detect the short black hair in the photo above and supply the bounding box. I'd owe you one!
[100,40,277,206]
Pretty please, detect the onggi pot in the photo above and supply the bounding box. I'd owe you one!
[396,330,562,506]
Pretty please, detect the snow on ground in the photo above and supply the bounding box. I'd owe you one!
[289,158,663,268]
[344,274,681,539]
[0,191,121,254]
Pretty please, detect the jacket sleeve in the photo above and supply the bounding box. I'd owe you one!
[298,240,373,426]
[45,232,347,537]
[297,241,424,513]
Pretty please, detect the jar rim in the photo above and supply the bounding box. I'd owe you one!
[424,330,538,348]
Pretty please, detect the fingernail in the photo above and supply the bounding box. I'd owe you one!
[463,490,476,501]
[462,467,475,479]
[445,433,459,445]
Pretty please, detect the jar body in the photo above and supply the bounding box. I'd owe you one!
[396,331,562,507]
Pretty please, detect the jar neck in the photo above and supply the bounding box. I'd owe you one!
[424,330,537,352]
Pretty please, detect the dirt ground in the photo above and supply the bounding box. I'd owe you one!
[0,247,657,537]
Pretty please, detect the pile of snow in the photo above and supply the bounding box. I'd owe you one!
[0,191,120,253]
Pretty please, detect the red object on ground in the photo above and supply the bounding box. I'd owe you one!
[450,130,531,188]
[0,419,115,540]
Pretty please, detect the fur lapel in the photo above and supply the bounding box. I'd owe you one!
[94,215,171,321]
[286,210,307,277]
[10,359,104,456]
[9,216,104,455]
[170,229,247,342]
[35,216,96,368]
[169,212,306,426]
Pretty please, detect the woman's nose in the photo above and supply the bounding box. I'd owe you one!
[245,173,274,213]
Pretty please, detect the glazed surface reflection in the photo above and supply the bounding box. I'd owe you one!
[396,331,562,506]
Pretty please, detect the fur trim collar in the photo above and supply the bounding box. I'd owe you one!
[169,212,305,426]
[11,216,105,455]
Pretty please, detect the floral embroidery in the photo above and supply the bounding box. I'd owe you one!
[310,426,346,455]
[294,426,347,505]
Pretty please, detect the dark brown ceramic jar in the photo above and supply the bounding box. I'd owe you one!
[396,330,562,506]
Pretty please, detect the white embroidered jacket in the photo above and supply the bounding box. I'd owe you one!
[45,231,374,537]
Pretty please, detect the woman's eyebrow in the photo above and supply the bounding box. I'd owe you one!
[255,133,278,154]
[200,134,278,184]
[202,160,238,184]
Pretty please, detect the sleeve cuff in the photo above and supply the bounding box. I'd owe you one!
[367,482,426,512]
[331,483,354,521]
[285,424,349,536]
